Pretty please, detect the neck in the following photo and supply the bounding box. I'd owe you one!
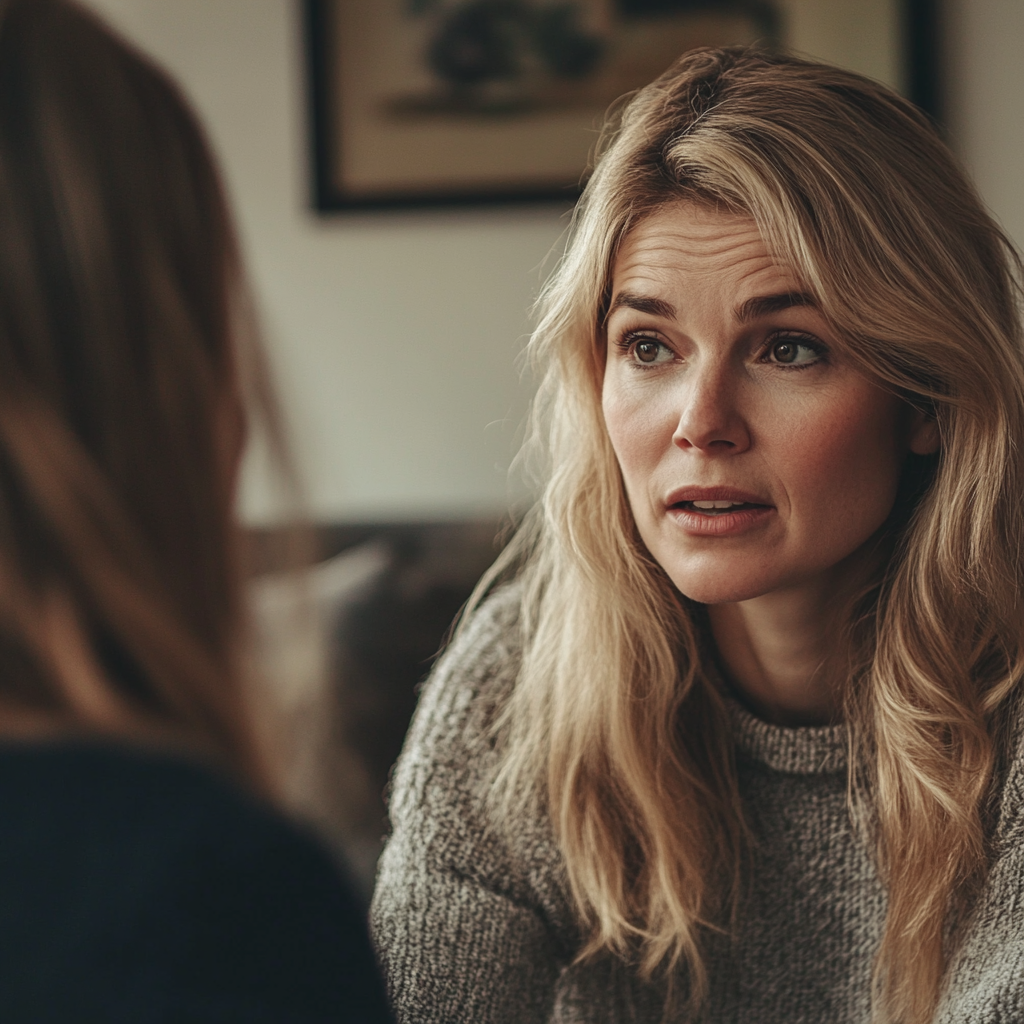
[705,538,891,726]
[708,583,844,726]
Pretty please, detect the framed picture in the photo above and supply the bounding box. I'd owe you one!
[305,0,940,212]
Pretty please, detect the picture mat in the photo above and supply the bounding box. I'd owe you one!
[326,0,902,204]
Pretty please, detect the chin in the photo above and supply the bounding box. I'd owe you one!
[671,578,770,606]
[659,558,781,606]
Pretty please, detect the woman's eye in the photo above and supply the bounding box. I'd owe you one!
[629,337,673,365]
[764,336,823,367]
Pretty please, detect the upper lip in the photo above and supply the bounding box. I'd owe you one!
[665,486,773,507]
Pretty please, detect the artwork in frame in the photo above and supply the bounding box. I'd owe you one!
[305,0,940,212]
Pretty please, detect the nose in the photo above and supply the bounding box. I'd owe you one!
[672,362,751,454]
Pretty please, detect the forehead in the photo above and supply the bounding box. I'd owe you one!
[611,203,804,299]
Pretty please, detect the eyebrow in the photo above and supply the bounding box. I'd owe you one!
[605,291,676,323]
[735,291,817,323]
[605,289,817,326]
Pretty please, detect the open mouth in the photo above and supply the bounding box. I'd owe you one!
[673,500,769,516]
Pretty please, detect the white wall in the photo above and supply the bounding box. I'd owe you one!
[82,0,1024,523]
[86,0,562,523]
[943,0,1024,251]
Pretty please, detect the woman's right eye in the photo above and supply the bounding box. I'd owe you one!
[625,335,673,366]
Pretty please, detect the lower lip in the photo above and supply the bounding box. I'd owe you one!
[666,505,775,537]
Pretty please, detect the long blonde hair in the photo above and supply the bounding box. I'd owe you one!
[480,48,1024,1023]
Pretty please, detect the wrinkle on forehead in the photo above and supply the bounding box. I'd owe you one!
[614,202,801,290]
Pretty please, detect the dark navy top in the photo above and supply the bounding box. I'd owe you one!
[0,741,392,1023]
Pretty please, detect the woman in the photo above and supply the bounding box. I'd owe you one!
[371,48,1024,1024]
[0,1,390,1020]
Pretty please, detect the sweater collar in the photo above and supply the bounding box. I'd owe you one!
[725,695,848,774]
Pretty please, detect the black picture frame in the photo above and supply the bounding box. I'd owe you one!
[305,0,941,213]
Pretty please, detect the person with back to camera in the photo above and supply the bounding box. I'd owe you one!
[371,46,1024,1024]
[0,1,392,1020]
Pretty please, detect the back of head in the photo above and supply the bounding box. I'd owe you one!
[0,0,264,783]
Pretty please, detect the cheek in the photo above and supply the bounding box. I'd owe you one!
[601,378,668,490]
[788,394,906,516]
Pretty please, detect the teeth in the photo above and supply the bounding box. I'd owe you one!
[691,500,745,509]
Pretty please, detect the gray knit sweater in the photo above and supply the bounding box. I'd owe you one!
[370,586,1024,1023]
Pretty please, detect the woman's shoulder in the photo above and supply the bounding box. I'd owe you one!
[373,582,581,1019]
[0,740,391,1023]
[388,582,523,811]
[382,574,568,883]
[426,579,524,709]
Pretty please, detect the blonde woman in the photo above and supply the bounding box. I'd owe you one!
[371,48,1024,1024]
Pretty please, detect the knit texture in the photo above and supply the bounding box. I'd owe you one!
[371,586,1024,1023]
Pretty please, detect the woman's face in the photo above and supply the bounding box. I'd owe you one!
[601,203,938,606]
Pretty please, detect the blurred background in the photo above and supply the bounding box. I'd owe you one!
[80,0,1024,892]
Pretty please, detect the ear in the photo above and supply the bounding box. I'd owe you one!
[907,406,940,455]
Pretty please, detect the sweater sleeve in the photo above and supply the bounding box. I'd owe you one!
[370,587,574,1024]
[936,702,1024,1023]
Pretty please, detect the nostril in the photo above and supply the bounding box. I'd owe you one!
[673,434,738,450]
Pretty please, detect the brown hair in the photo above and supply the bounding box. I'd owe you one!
[483,48,1024,1023]
[0,0,271,786]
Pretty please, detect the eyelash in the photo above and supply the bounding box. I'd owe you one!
[614,330,828,370]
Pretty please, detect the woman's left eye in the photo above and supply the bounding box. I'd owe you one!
[762,336,824,367]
